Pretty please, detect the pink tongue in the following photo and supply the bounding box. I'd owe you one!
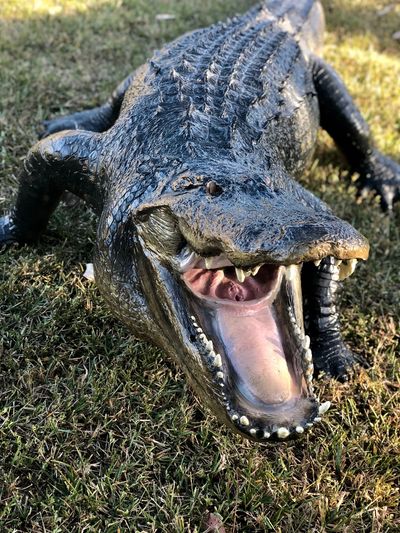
[215,306,297,405]
[184,269,269,302]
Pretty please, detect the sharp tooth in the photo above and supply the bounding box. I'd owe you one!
[231,414,239,421]
[251,265,262,276]
[277,427,290,439]
[319,401,331,415]
[205,257,213,269]
[244,270,252,278]
[295,426,304,434]
[303,335,311,350]
[306,422,314,428]
[313,417,322,423]
[199,333,207,343]
[213,354,222,368]
[335,259,343,266]
[240,416,250,426]
[206,340,214,352]
[263,431,271,439]
[339,259,358,281]
[190,316,196,322]
[250,428,257,436]
[314,259,322,267]
[235,267,246,283]
[286,265,298,281]
[216,371,224,379]
[304,349,313,363]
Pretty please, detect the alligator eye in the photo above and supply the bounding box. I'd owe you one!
[206,181,223,196]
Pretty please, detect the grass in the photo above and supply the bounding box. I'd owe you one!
[0,0,399,531]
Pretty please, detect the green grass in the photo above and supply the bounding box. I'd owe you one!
[0,1,399,531]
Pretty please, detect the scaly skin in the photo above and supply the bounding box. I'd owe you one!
[1,0,398,441]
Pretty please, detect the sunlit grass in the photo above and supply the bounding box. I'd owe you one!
[0,0,399,531]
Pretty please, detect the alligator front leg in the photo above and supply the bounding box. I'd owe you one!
[39,71,136,138]
[303,257,364,381]
[312,56,400,211]
[0,130,103,245]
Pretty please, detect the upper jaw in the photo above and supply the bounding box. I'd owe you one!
[176,208,370,267]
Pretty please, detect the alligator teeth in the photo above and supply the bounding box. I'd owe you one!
[205,257,213,269]
[277,427,290,439]
[251,265,262,276]
[235,267,246,283]
[231,414,239,421]
[240,416,250,426]
[206,340,214,352]
[263,430,271,439]
[313,417,322,423]
[303,335,311,350]
[339,259,358,281]
[213,354,223,368]
[295,426,304,434]
[216,371,224,379]
[319,401,331,415]
[250,428,257,436]
[314,259,322,267]
[286,264,298,281]
[178,248,199,271]
[304,349,313,363]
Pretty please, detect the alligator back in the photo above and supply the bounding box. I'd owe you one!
[116,0,325,179]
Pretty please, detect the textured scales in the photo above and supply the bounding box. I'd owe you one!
[1,1,399,442]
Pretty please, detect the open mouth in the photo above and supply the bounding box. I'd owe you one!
[177,248,357,440]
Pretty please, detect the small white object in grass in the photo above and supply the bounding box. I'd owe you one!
[155,13,176,21]
[319,401,331,415]
[393,31,400,41]
[83,263,95,281]
[377,5,395,17]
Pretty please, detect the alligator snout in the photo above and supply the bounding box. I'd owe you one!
[175,199,369,266]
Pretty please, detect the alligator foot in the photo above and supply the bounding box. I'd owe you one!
[39,108,104,139]
[312,340,366,382]
[356,150,400,212]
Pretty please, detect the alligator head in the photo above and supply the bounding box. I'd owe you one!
[95,157,369,442]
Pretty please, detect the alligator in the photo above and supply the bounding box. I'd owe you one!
[1,0,399,442]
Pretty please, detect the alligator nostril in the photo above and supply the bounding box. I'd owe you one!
[206,181,223,196]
